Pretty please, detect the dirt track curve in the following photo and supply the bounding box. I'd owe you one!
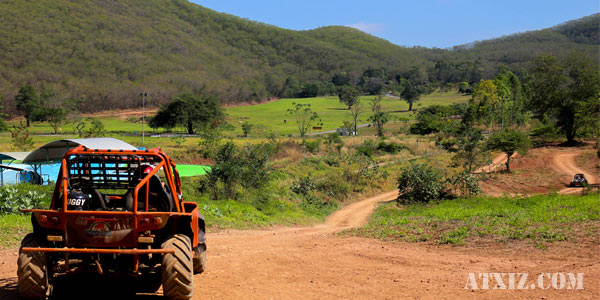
[1,187,598,299]
[550,151,599,194]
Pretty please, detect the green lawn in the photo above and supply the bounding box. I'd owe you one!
[225,91,469,136]
[348,193,600,247]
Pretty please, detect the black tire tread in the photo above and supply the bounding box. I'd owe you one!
[17,233,49,300]
[161,234,193,300]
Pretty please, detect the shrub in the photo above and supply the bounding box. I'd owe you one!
[315,174,350,200]
[0,184,51,214]
[303,139,320,154]
[290,174,316,196]
[396,163,444,204]
[323,155,340,167]
[447,171,481,198]
[376,141,408,154]
[356,139,376,157]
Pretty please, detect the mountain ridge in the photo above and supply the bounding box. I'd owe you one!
[0,0,596,114]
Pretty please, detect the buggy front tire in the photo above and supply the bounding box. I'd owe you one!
[17,234,50,300]
[161,234,193,300]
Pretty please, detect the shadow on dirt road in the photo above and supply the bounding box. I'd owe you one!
[0,277,18,300]
[0,276,164,300]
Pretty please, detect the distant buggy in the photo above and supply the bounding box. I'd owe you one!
[569,173,588,187]
[18,145,206,300]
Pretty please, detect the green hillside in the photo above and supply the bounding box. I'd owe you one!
[450,13,599,73]
[0,0,597,114]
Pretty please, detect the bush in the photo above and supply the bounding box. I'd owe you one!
[356,139,377,157]
[447,171,480,198]
[376,141,408,154]
[315,174,350,200]
[0,184,51,214]
[303,139,320,154]
[290,174,316,196]
[396,164,444,204]
[323,155,340,167]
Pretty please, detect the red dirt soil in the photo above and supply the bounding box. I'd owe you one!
[1,190,598,299]
[479,147,599,196]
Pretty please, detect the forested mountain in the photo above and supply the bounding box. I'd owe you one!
[0,0,597,114]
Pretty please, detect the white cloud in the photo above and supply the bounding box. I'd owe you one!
[347,21,385,34]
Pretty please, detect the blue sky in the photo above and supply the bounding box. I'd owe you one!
[191,0,598,48]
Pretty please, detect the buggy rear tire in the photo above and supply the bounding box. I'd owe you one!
[161,234,193,300]
[17,234,50,300]
[193,243,206,274]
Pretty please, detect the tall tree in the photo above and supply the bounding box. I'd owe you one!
[338,85,360,109]
[349,98,362,136]
[368,94,389,137]
[400,81,423,111]
[150,93,224,134]
[528,53,600,144]
[494,71,529,130]
[471,79,500,130]
[14,85,40,127]
[34,107,67,134]
[287,103,321,137]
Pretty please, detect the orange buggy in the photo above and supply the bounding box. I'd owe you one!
[17,145,206,300]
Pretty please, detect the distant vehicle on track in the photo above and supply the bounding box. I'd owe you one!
[569,173,588,187]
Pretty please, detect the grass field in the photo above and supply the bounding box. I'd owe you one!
[348,193,600,247]
[3,91,469,138]
[226,91,469,136]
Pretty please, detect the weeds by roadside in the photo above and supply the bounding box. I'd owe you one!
[347,193,600,246]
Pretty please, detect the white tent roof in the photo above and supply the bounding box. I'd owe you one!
[0,152,30,162]
[23,138,138,163]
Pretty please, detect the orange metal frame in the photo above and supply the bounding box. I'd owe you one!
[21,247,175,254]
[24,145,199,259]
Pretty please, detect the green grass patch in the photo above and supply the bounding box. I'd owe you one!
[225,91,468,136]
[349,193,600,246]
[0,214,31,248]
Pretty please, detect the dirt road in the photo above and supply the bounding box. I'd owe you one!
[479,148,598,196]
[1,189,598,299]
[550,151,599,194]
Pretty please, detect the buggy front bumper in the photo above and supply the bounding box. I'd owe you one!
[21,247,174,254]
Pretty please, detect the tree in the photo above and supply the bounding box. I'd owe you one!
[10,121,33,150]
[150,93,224,134]
[528,54,600,144]
[349,98,362,136]
[0,105,7,132]
[400,81,423,111]
[396,163,444,204]
[207,142,242,199]
[458,82,472,94]
[241,122,253,137]
[14,85,40,127]
[368,94,389,137]
[300,83,319,98]
[486,129,530,173]
[338,85,360,109]
[287,103,321,137]
[33,107,67,134]
[239,143,275,200]
[451,126,490,174]
[493,70,529,129]
[472,79,500,129]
